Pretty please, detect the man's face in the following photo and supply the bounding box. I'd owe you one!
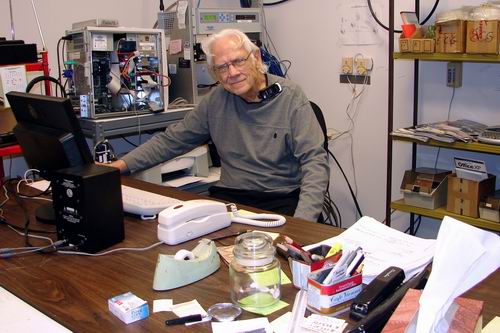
[212,36,264,100]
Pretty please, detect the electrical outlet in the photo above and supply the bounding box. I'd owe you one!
[355,58,369,75]
[341,57,353,74]
[447,62,462,88]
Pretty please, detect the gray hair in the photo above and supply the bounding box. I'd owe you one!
[201,29,268,74]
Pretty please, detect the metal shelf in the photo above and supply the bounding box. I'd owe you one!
[79,108,191,145]
[391,199,500,231]
[394,52,500,63]
[391,136,500,155]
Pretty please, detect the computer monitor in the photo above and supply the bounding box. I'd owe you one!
[6,91,93,180]
[6,91,93,223]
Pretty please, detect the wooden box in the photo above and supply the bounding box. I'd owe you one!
[466,20,500,54]
[399,38,435,53]
[436,20,466,53]
[447,173,496,218]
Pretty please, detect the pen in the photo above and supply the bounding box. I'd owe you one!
[322,247,361,285]
[165,314,203,326]
[284,235,304,251]
[345,252,364,277]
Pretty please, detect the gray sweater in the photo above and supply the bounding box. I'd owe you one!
[122,74,329,221]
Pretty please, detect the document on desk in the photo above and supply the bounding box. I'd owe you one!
[305,216,436,284]
[0,286,72,332]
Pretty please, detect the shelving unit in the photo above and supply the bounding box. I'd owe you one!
[386,1,499,233]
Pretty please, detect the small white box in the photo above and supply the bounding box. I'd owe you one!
[108,292,149,324]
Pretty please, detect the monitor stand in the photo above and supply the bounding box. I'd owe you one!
[35,203,56,225]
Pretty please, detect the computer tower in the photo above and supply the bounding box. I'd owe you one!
[52,164,124,253]
[158,0,263,105]
[65,26,168,118]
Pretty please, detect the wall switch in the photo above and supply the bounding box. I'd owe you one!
[447,62,462,88]
[341,57,353,74]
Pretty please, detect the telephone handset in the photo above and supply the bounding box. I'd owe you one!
[157,199,286,245]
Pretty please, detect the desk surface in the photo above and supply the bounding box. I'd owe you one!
[1,177,499,332]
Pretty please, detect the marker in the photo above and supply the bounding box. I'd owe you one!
[326,242,342,258]
[165,314,203,326]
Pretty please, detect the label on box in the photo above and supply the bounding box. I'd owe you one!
[307,272,362,314]
[466,20,499,54]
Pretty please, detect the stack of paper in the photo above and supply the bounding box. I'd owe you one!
[391,119,487,144]
[305,216,436,284]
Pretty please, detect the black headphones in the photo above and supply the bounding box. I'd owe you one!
[94,140,117,164]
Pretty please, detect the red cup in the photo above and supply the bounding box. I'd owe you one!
[401,24,416,38]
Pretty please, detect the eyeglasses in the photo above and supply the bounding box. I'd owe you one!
[212,52,253,75]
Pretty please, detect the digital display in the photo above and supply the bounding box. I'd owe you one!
[202,14,217,22]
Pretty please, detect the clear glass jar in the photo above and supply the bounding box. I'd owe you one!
[229,231,281,310]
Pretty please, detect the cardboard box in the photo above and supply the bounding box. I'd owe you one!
[436,20,466,53]
[466,20,500,54]
[399,38,435,53]
[382,289,483,333]
[479,190,500,222]
[447,174,496,218]
[307,267,363,316]
[401,168,451,210]
[108,292,149,324]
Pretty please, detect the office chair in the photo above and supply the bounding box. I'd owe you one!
[309,101,342,227]
[310,101,328,151]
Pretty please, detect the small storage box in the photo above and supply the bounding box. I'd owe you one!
[447,173,496,218]
[479,190,500,222]
[399,38,435,53]
[289,244,341,290]
[436,20,466,53]
[466,20,500,54]
[400,168,451,209]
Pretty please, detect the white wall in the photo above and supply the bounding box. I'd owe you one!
[264,0,499,237]
[2,1,498,238]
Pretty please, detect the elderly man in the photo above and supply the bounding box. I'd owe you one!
[111,29,329,222]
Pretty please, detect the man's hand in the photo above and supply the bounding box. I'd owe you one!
[96,159,129,174]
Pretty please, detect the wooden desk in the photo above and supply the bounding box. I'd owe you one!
[0,177,499,332]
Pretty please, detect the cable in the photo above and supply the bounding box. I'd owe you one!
[57,241,163,256]
[263,0,291,5]
[121,136,138,147]
[261,7,291,79]
[328,150,363,217]
[26,75,67,98]
[367,0,440,32]
[228,203,286,227]
[433,86,456,169]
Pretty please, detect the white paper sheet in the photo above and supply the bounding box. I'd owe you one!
[211,317,272,333]
[305,216,436,284]
[153,299,173,313]
[416,216,500,333]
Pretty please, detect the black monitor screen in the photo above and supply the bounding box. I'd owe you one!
[6,92,93,180]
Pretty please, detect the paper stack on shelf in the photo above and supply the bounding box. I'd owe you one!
[391,119,487,144]
[304,216,436,284]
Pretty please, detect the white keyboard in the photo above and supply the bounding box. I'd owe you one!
[121,185,183,219]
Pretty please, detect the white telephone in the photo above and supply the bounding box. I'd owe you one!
[158,200,286,245]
